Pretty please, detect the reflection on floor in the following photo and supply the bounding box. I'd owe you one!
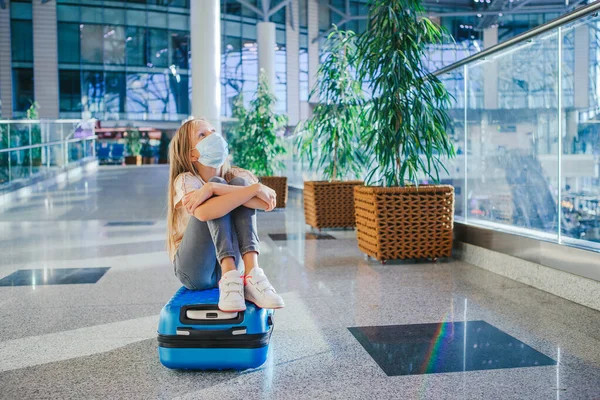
[348,321,556,376]
[0,267,110,287]
[0,166,599,400]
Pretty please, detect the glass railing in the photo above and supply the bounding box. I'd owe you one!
[0,119,97,190]
[435,1,600,252]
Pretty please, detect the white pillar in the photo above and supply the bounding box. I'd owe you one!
[483,26,498,110]
[257,22,276,93]
[286,0,300,126]
[33,0,59,118]
[191,0,221,131]
[0,3,12,119]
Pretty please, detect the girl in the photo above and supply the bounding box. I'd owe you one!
[166,118,285,312]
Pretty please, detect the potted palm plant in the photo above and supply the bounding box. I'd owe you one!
[124,127,142,165]
[296,26,366,229]
[232,71,288,208]
[354,0,456,262]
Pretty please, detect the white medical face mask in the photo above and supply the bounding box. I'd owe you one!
[195,132,229,168]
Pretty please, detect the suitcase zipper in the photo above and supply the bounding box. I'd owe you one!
[157,327,272,349]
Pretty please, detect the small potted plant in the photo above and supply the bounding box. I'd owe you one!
[158,131,170,164]
[124,127,142,165]
[231,71,288,208]
[296,26,366,229]
[353,0,456,262]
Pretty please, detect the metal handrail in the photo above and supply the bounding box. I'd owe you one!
[0,136,97,153]
[0,119,84,124]
[433,0,600,77]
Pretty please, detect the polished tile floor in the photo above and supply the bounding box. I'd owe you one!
[1,166,600,400]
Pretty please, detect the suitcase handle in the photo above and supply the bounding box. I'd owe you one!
[179,305,245,325]
[176,327,249,337]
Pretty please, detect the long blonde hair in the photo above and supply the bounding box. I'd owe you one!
[166,118,231,261]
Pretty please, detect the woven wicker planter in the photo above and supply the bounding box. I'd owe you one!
[354,185,454,262]
[304,180,363,229]
[259,176,288,208]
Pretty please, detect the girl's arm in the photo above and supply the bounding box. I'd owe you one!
[193,184,259,222]
[210,182,270,210]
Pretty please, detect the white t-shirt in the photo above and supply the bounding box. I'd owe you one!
[171,168,258,261]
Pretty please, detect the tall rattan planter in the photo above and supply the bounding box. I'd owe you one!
[354,185,454,262]
[304,181,363,229]
[259,176,288,209]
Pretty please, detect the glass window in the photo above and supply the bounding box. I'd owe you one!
[170,74,189,115]
[171,31,189,69]
[276,27,285,46]
[103,7,126,25]
[82,70,105,113]
[10,2,32,20]
[80,6,103,24]
[126,27,146,66]
[12,68,34,112]
[146,73,170,115]
[58,23,81,64]
[59,70,82,112]
[104,25,126,65]
[81,24,104,64]
[126,9,147,27]
[241,23,256,41]
[105,72,126,114]
[126,73,149,115]
[299,0,308,29]
[148,29,169,67]
[148,11,167,28]
[11,20,33,63]
[168,13,188,31]
[57,5,80,22]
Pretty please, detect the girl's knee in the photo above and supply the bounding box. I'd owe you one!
[229,176,249,187]
[175,268,216,291]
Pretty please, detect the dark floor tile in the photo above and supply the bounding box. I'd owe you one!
[348,320,555,376]
[0,267,110,286]
[105,221,155,226]
[269,233,336,241]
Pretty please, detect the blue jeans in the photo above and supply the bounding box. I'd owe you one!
[173,176,260,290]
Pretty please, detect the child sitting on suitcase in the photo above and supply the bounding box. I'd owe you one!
[166,117,285,312]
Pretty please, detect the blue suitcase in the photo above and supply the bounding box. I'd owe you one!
[157,287,274,370]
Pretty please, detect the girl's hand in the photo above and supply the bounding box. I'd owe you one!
[182,183,213,215]
[253,183,277,212]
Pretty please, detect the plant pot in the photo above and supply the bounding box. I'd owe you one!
[142,156,156,165]
[158,158,169,164]
[259,176,288,209]
[304,180,363,229]
[354,185,454,262]
[124,155,142,165]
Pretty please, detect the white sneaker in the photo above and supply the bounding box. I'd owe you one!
[218,270,246,312]
[244,267,285,309]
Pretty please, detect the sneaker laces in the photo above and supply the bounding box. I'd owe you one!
[222,279,243,297]
[253,276,275,294]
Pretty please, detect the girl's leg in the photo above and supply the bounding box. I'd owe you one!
[228,176,260,274]
[206,177,244,275]
[229,177,284,309]
[173,217,222,291]
[205,176,246,312]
